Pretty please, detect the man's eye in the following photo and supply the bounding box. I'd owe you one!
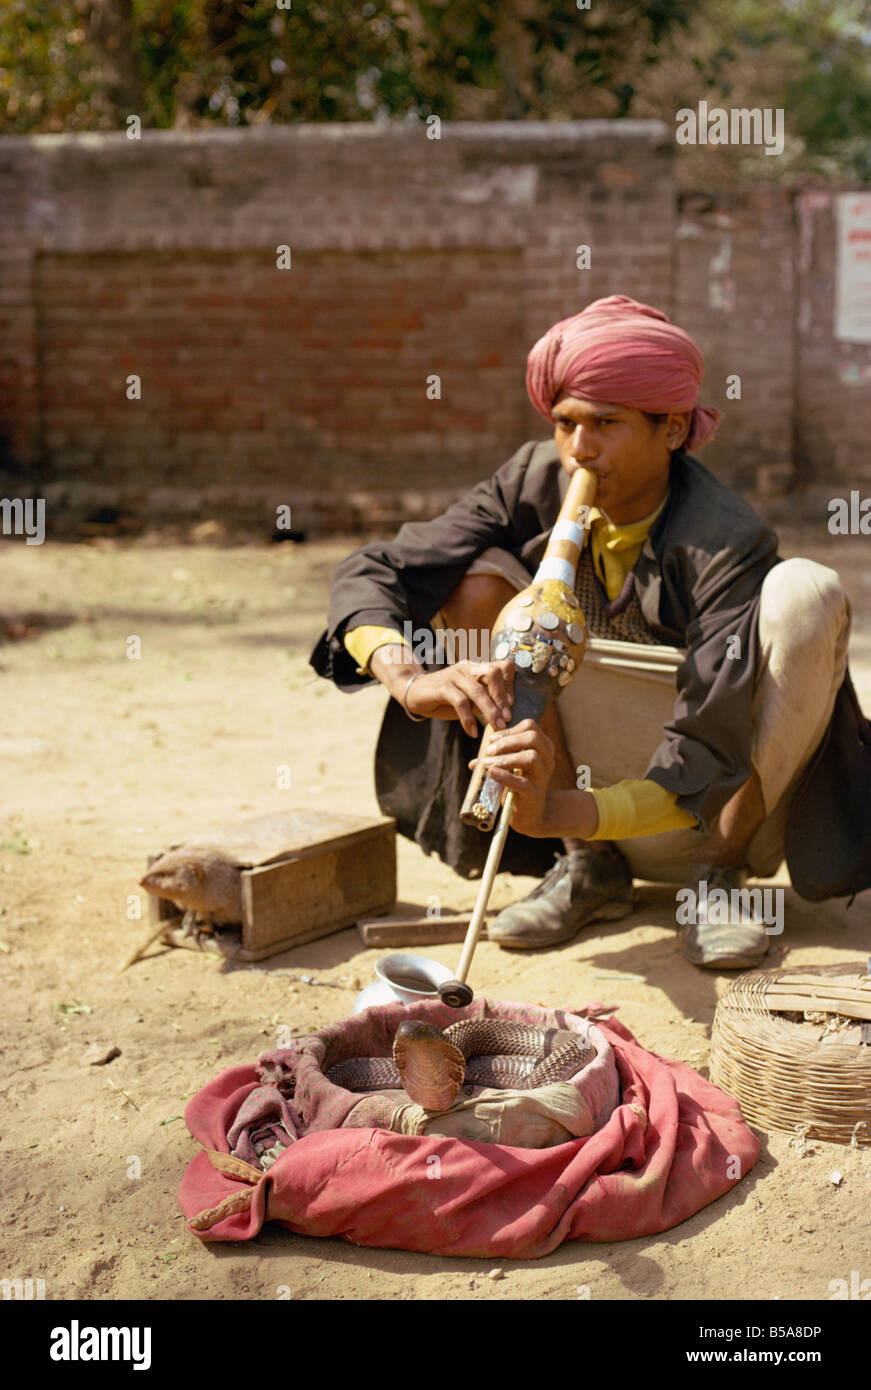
[556,417,617,429]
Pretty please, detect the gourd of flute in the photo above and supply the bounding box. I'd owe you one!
[460,466,598,832]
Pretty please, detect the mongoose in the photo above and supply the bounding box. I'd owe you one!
[139,848,243,928]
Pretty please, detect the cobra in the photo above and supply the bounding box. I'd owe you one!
[326,1018,596,1113]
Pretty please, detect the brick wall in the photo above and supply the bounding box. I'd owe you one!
[0,123,868,533]
[0,122,675,532]
[795,188,871,500]
[35,246,527,493]
[674,186,797,496]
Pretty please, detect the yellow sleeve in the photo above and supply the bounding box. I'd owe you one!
[344,625,410,676]
[587,779,697,840]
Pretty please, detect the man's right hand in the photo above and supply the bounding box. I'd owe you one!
[369,645,515,737]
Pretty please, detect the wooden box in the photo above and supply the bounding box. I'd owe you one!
[146,808,396,961]
[559,637,685,787]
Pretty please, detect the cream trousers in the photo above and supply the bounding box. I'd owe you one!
[438,550,852,883]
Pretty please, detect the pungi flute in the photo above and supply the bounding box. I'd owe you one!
[438,465,598,1007]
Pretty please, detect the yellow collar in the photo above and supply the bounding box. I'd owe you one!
[588,493,668,601]
[589,493,668,549]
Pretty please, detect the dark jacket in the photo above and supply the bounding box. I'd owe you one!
[310,440,871,896]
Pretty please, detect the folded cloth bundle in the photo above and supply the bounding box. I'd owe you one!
[179,998,759,1257]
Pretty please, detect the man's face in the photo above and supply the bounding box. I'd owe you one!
[551,395,689,524]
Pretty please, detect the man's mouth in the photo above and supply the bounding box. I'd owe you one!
[571,462,607,478]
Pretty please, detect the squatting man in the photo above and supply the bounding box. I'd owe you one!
[311,295,854,970]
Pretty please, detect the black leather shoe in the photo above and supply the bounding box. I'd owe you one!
[488,843,635,949]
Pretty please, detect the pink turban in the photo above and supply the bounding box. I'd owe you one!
[526,295,722,450]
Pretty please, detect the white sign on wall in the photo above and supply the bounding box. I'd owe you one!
[835,193,871,343]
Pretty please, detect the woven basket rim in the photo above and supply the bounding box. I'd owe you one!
[710,961,871,1144]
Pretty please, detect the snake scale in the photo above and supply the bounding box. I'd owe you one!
[326,1018,596,1113]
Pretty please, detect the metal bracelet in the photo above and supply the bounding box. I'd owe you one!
[401,672,426,722]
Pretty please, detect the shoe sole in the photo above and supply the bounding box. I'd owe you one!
[491,894,636,950]
[684,947,769,971]
[682,931,770,970]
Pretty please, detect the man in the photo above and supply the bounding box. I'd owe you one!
[310,295,858,969]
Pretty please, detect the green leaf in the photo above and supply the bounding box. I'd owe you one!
[0,836,31,854]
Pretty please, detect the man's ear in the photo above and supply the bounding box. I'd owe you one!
[666,411,691,450]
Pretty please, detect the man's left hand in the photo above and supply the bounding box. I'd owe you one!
[469,718,555,837]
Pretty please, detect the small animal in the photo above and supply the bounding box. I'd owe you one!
[140,848,243,935]
[120,846,242,971]
[327,1018,596,1112]
[138,811,329,938]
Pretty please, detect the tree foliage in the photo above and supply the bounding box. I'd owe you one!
[1,0,869,180]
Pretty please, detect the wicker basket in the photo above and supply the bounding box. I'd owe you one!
[710,962,871,1146]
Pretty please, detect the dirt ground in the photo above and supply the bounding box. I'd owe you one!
[1,527,870,1304]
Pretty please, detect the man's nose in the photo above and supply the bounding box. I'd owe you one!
[569,425,597,459]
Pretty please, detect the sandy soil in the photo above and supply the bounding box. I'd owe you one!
[1,529,869,1303]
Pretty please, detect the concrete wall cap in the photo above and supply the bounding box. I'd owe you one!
[0,119,671,154]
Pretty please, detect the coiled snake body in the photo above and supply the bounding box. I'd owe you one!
[326,1018,595,1113]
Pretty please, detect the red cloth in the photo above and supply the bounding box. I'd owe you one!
[525,294,723,451]
[179,1010,759,1258]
